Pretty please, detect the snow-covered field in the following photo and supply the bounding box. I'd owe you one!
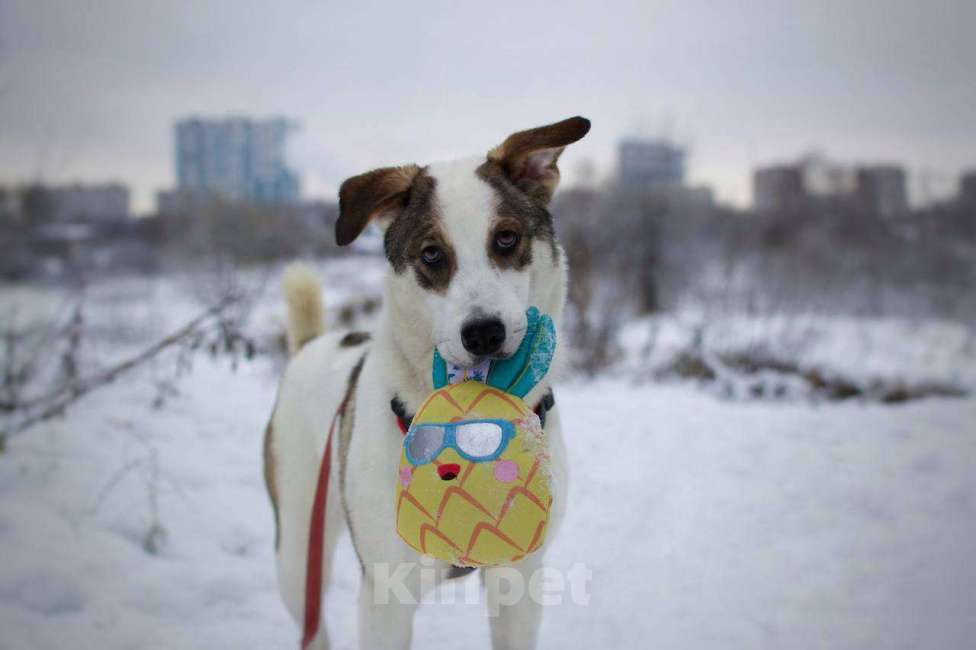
[2,259,974,650]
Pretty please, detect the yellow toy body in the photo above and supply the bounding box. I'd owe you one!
[395,381,552,567]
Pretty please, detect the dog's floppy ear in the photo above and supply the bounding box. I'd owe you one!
[336,164,421,246]
[487,116,590,205]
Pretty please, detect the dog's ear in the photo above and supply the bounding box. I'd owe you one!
[336,164,421,246]
[487,116,590,205]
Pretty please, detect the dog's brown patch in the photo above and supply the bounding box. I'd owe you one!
[408,220,457,293]
[477,160,558,268]
[487,116,591,205]
[263,418,281,550]
[336,165,458,293]
[339,331,371,347]
[383,172,458,293]
[336,164,421,246]
[486,215,534,270]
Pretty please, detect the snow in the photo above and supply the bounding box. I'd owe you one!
[2,261,975,649]
[617,313,976,399]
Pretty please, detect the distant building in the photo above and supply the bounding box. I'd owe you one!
[174,116,300,205]
[0,186,21,222]
[753,165,806,213]
[671,185,714,208]
[797,152,855,199]
[23,183,130,221]
[960,170,976,206]
[855,165,908,218]
[754,153,910,216]
[155,188,214,217]
[618,138,685,191]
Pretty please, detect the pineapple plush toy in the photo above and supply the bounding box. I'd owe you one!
[395,307,556,567]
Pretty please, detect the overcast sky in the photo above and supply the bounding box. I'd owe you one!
[1,0,974,212]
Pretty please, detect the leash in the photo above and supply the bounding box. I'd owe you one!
[300,390,349,649]
[300,352,366,648]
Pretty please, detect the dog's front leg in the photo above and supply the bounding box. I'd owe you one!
[358,556,422,650]
[484,555,544,650]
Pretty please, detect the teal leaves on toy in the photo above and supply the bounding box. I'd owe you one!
[432,349,449,389]
[487,307,555,398]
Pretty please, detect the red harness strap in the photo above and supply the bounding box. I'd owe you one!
[300,393,349,649]
[395,415,409,435]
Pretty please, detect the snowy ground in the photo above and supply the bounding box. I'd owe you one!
[2,261,975,649]
[617,312,976,401]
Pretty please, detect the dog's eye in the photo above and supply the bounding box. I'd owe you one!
[493,230,519,251]
[421,245,444,266]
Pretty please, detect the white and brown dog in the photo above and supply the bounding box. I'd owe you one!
[264,116,590,649]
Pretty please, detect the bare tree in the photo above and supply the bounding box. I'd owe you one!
[0,290,254,451]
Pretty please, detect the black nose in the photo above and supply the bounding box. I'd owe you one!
[460,317,506,356]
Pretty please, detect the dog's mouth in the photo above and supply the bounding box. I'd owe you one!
[436,323,528,369]
[435,345,484,370]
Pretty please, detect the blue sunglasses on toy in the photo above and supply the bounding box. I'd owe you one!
[405,419,516,466]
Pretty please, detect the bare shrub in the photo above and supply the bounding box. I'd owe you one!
[0,287,257,448]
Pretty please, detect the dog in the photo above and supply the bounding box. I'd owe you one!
[264,116,590,649]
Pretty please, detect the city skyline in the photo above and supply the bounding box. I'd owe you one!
[173,115,300,205]
[2,1,974,213]
[6,121,971,218]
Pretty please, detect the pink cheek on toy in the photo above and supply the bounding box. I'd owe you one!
[493,459,518,483]
[399,466,413,488]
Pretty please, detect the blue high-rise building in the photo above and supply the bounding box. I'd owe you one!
[618,138,686,191]
[174,116,300,205]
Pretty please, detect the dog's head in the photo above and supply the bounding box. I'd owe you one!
[335,116,590,367]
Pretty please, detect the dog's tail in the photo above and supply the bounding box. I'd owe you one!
[282,263,325,356]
